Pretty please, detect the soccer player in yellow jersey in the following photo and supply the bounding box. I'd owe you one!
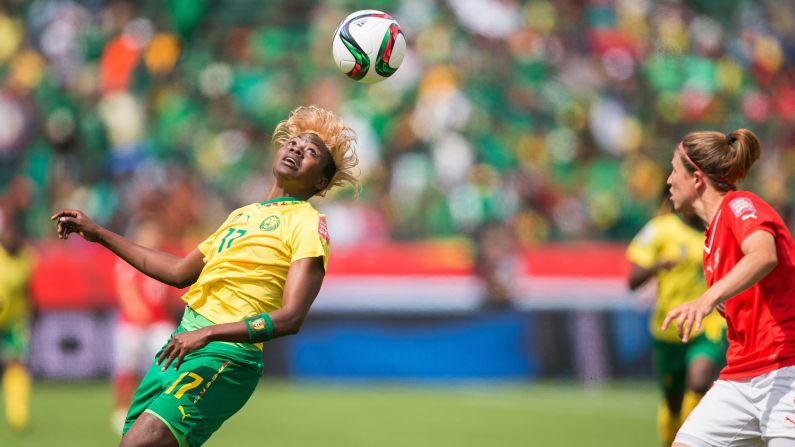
[51,105,359,447]
[627,197,726,447]
[0,218,35,432]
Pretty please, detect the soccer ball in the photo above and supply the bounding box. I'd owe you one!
[332,10,406,84]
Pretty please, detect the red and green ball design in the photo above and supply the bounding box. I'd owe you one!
[375,22,402,78]
[336,12,403,81]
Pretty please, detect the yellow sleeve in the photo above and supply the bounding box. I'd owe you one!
[288,211,330,270]
[626,219,661,269]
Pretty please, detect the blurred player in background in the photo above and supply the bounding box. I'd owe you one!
[0,178,36,432]
[52,105,359,447]
[474,220,520,310]
[663,129,795,447]
[627,190,726,447]
[112,216,181,434]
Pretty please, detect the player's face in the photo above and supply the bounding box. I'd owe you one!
[273,133,332,192]
[667,152,697,212]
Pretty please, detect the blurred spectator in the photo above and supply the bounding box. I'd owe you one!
[0,0,794,246]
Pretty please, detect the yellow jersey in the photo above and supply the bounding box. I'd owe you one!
[626,213,725,343]
[182,198,329,327]
[0,244,35,328]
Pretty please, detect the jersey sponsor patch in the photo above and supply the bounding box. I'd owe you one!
[729,197,757,218]
[318,216,329,244]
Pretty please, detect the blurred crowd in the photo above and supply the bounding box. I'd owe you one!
[2,0,795,249]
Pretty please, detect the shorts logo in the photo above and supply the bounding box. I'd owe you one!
[250,317,265,330]
[318,216,329,244]
[729,198,757,218]
[259,215,280,231]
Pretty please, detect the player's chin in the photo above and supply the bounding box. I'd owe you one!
[670,195,684,211]
[273,164,300,179]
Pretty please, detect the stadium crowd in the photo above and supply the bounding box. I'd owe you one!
[1,0,794,249]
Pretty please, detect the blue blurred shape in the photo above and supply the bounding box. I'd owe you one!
[289,313,536,380]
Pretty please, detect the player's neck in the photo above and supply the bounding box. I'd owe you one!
[696,188,727,227]
[266,183,313,202]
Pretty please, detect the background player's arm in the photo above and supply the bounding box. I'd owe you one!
[157,256,326,369]
[628,260,678,290]
[51,209,204,288]
[662,230,777,341]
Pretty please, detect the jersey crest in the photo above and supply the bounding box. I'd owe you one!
[259,215,280,231]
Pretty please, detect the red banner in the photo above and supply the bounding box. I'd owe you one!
[30,239,630,310]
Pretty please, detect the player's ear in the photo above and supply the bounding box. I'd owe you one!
[693,171,706,189]
[314,176,330,193]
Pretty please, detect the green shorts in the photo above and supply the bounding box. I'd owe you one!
[123,326,263,447]
[652,331,728,397]
[0,317,29,362]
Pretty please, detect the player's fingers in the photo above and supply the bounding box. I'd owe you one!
[694,313,703,333]
[50,209,78,220]
[675,311,686,334]
[681,314,693,342]
[174,350,187,370]
[57,216,79,226]
[661,310,678,330]
[157,343,173,366]
[161,351,177,371]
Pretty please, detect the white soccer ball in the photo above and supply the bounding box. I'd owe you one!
[331,10,406,84]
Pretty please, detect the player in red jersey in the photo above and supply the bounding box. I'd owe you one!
[111,217,180,434]
[662,128,795,447]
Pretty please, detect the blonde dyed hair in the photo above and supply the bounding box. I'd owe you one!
[272,105,360,196]
[680,128,761,192]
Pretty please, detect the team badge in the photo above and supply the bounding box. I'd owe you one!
[318,216,330,244]
[729,198,757,219]
[259,215,280,231]
[250,317,265,330]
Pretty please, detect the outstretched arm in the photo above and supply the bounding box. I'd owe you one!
[662,230,777,342]
[51,209,205,288]
[156,256,326,370]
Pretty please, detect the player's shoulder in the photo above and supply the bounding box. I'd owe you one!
[632,217,664,247]
[228,203,259,217]
[292,201,322,218]
[723,190,773,220]
[642,214,677,235]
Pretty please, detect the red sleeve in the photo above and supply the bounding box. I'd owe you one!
[726,194,777,244]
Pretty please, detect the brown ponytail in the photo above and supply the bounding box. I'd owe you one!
[679,128,761,192]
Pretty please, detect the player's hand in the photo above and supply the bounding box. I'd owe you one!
[50,209,101,242]
[157,329,211,371]
[661,295,717,343]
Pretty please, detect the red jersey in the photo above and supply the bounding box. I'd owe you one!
[703,190,795,380]
[114,259,174,326]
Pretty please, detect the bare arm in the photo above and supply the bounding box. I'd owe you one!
[627,260,677,290]
[157,256,326,369]
[662,230,777,341]
[51,209,205,288]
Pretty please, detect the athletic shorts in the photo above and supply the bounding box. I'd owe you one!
[0,317,29,362]
[676,365,795,447]
[653,332,727,396]
[114,320,175,375]
[123,326,263,447]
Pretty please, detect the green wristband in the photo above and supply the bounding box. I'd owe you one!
[244,313,274,343]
